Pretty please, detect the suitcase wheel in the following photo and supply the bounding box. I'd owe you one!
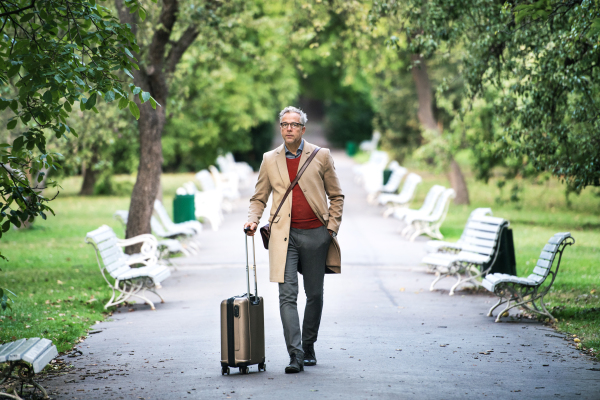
[239,366,250,374]
[258,362,266,372]
[221,366,230,376]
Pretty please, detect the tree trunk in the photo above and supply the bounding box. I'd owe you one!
[115,0,202,252]
[448,159,470,205]
[410,54,470,205]
[79,152,99,196]
[125,101,165,247]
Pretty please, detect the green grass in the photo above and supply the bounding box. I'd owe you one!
[398,160,600,359]
[0,173,195,353]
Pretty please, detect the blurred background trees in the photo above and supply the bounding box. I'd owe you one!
[3,0,598,247]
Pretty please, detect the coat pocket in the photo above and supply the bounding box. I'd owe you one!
[272,215,281,223]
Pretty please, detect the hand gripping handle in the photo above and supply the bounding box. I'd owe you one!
[243,227,259,304]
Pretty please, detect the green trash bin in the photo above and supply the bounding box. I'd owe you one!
[383,169,393,185]
[173,194,196,223]
[346,141,357,156]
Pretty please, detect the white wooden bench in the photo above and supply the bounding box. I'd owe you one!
[378,173,423,218]
[422,214,509,295]
[86,225,171,310]
[0,338,58,399]
[366,162,407,204]
[392,185,446,222]
[353,150,388,184]
[113,210,191,257]
[401,188,455,241]
[154,199,203,235]
[425,208,493,253]
[483,232,575,322]
[181,180,224,230]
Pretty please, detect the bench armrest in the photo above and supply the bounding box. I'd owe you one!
[117,234,158,260]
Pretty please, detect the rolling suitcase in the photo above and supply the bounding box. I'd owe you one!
[220,231,266,375]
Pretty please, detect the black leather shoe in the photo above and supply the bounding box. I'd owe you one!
[284,351,304,373]
[303,344,317,366]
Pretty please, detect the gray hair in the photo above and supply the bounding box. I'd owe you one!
[279,106,307,125]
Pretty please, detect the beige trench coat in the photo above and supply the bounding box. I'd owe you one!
[247,141,344,283]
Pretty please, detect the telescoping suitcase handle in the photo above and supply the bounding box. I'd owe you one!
[243,227,259,304]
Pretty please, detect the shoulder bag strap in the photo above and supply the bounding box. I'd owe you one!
[270,147,321,225]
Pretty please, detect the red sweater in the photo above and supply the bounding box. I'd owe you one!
[286,157,323,229]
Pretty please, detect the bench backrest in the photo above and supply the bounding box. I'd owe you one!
[196,169,216,191]
[367,150,389,169]
[397,173,422,202]
[459,215,508,257]
[417,185,446,214]
[527,232,574,285]
[86,225,130,280]
[382,166,407,193]
[427,188,455,222]
[458,208,493,243]
[154,200,176,231]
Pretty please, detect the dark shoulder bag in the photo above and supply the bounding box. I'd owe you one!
[259,147,321,249]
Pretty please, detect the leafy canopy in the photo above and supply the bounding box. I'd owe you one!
[0,0,157,258]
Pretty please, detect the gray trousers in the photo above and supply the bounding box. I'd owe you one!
[279,225,331,355]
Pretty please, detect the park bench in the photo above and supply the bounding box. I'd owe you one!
[392,185,446,222]
[181,180,224,230]
[401,188,455,241]
[422,213,509,295]
[0,338,58,399]
[217,153,253,189]
[209,165,240,203]
[359,130,381,152]
[113,210,191,257]
[353,150,388,185]
[196,169,234,214]
[154,199,203,235]
[86,225,171,310]
[426,208,493,253]
[378,173,423,218]
[366,161,407,204]
[483,232,575,322]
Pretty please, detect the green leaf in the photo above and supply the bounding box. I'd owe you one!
[128,101,140,120]
[64,101,72,112]
[124,47,134,58]
[118,96,129,110]
[138,7,147,21]
[105,90,115,102]
[132,86,141,95]
[7,120,17,130]
[12,136,23,151]
[149,97,157,109]
[87,93,97,109]
[42,91,53,104]
[20,13,35,23]
[141,91,151,103]
[1,221,9,233]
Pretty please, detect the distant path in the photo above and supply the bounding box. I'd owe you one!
[43,151,600,399]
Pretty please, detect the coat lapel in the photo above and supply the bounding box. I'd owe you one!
[297,140,315,174]
[275,144,291,188]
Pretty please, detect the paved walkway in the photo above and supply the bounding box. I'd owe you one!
[45,151,600,399]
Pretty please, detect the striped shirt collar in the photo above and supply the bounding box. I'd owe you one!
[284,139,304,159]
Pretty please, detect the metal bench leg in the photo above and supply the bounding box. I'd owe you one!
[148,288,166,304]
[495,300,515,322]
[487,297,506,317]
[449,273,462,296]
[429,272,444,292]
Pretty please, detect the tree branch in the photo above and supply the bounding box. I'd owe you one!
[0,0,35,18]
[148,0,179,68]
[165,25,199,74]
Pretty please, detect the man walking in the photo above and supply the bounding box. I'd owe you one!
[244,106,344,373]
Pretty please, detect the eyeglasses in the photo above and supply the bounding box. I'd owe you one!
[280,122,304,129]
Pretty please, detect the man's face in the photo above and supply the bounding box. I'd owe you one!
[280,112,305,148]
